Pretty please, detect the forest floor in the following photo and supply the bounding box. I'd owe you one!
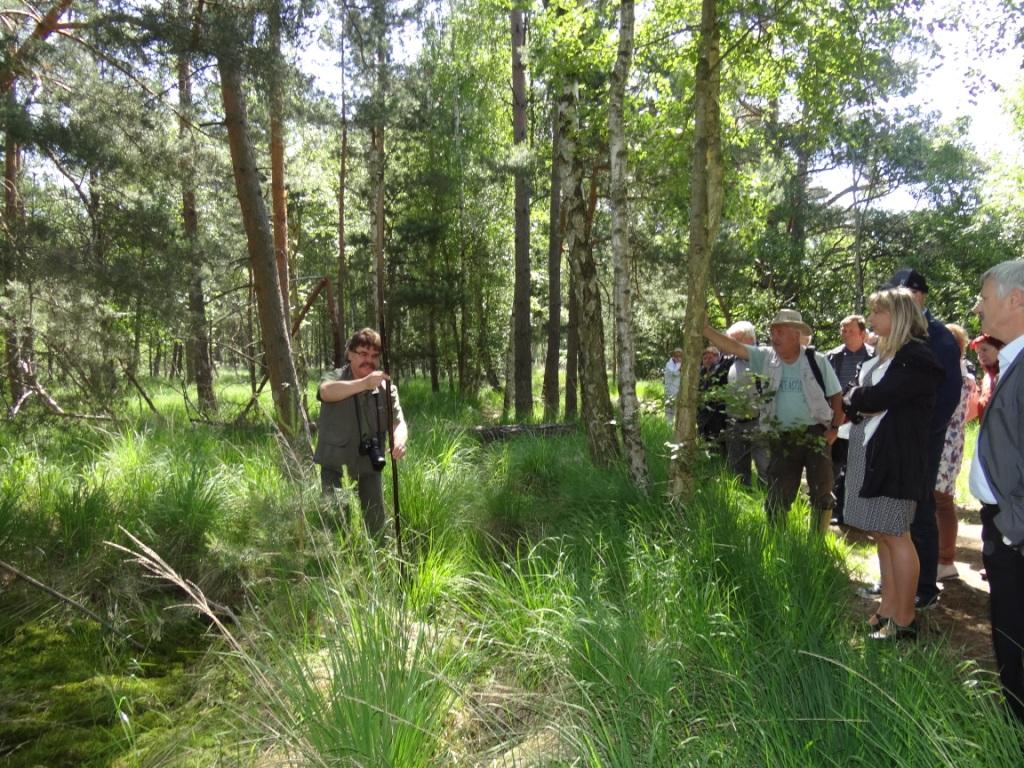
[841,502,994,667]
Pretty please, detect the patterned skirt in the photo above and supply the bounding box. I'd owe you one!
[844,421,916,535]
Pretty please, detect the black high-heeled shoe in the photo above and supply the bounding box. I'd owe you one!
[866,612,890,632]
[868,618,918,642]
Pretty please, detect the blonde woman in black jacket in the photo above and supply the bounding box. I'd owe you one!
[843,287,942,640]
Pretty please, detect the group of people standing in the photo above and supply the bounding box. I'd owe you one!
[679,261,1024,723]
[316,266,1024,725]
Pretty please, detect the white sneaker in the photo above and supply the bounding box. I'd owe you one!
[937,563,959,581]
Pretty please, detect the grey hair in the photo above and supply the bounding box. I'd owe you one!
[726,320,756,344]
[982,260,1024,298]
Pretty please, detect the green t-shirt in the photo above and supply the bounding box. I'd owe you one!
[746,346,841,428]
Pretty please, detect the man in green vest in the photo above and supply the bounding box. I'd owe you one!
[314,328,407,537]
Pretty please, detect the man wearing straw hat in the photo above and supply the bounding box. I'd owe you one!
[705,309,844,531]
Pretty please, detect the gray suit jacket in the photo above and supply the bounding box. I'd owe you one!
[977,345,1024,545]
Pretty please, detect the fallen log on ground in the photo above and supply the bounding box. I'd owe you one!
[471,423,578,442]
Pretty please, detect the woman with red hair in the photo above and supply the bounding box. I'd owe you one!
[971,334,1004,421]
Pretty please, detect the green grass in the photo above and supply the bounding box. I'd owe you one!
[0,374,1019,767]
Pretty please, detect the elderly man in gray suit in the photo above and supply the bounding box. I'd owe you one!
[970,259,1024,723]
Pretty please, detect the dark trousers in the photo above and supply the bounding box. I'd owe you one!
[911,425,946,601]
[981,504,1024,723]
[831,437,850,523]
[727,419,768,487]
[765,425,834,532]
[321,465,386,538]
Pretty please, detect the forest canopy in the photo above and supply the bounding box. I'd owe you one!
[1,0,1022,430]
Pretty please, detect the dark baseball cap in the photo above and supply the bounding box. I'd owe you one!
[885,267,928,294]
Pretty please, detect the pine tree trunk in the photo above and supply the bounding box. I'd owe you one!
[565,268,579,421]
[323,275,342,368]
[218,52,310,448]
[371,123,385,326]
[503,307,515,419]
[542,105,563,421]
[335,20,349,343]
[428,311,440,392]
[668,0,722,503]
[557,82,618,465]
[0,0,70,405]
[177,13,216,412]
[269,0,290,321]
[3,85,23,405]
[246,265,257,392]
[337,122,348,343]
[609,0,648,490]
[511,8,533,420]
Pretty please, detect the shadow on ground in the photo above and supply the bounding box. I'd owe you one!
[841,503,994,667]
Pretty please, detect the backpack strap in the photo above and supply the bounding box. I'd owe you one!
[804,347,827,395]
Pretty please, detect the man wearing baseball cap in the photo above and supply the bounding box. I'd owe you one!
[705,309,844,531]
[884,267,961,609]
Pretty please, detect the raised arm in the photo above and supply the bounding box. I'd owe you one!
[703,324,750,360]
[319,370,391,403]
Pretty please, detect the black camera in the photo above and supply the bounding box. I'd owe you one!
[359,436,387,472]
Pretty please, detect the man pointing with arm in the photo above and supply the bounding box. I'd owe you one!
[705,309,844,532]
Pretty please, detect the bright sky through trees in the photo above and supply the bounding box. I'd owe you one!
[916,6,1021,161]
[813,0,1022,210]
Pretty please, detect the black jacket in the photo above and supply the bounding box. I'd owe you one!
[845,337,941,501]
[826,343,874,394]
[925,309,962,434]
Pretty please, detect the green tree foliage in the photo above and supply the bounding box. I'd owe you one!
[0,0,1018,425]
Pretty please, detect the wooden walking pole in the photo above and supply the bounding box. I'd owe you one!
[375,252,404,572]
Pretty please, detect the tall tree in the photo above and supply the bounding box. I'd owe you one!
[609,0,647,489]
[511,5,533,420]
[542,105,563,421]
[0,0,73,94]
[336,16,349,343]
[564,269,579,421]
[2,83,24,405]
[178,0,216,413]
[269,0,290,320]
[669,0,722,503]
[217,46,309,446]
[1,0,74,405]
[558,79,618,464]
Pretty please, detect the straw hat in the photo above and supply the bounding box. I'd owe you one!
[768,308,812,336]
